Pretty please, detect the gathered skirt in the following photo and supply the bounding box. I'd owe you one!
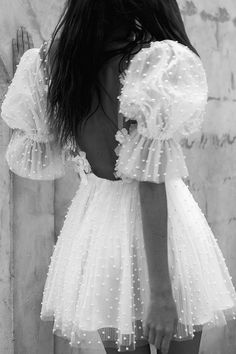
[40,173,236,353]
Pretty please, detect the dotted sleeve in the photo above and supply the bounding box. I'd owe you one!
[115,40,208,183]
[1,48,66,180]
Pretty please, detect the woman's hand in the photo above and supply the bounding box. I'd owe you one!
[144,292,178,354]
[12,27,34,74]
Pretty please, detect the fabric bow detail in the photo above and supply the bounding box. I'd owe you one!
[67,151,91,185]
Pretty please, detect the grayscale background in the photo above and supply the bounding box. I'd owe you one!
[0,1,236,353]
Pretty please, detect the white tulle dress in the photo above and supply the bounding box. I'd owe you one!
[1,40,236,354]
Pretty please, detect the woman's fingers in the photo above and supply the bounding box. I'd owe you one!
[143,323,149,340]
[12,38,17,57]
[17,28,24,56]
[12,38,18,74]
[160,331,173,354]
[22,27,29,51]
[144,324,173,353]
[154,328,164,350]
[148,327,156,346]
[28,32,34,49]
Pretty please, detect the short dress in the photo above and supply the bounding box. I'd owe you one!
[1,39,236,354]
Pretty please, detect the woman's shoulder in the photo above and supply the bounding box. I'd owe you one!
[7,47,41,84]
[123,39,206,94]
[18,47,41,66]
[135,39,200,65]
[119,38,208,139]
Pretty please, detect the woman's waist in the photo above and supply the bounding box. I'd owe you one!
[87,172,131,185]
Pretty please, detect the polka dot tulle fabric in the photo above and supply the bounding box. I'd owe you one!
[1,48,66,180]
[115,40,208,184]
[40,174,236,352]
[1,40,236,353]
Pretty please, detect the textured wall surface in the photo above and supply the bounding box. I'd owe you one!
[0,0,64,74]
[0,57,13,354]
[178,1,236,353]
[0,2,66,353]
[0,0,236,353]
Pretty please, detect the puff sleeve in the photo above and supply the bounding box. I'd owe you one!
[115,40,208,183]
[1,48,66,180]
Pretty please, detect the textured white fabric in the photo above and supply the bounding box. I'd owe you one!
[1,40,236,353]
[116,40,208,183]
[41,174,151,351]
[1,48,66,180]
[150,344,157,354]
[40,173,236,351]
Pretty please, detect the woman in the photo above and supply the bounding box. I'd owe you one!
[1,1,236,354]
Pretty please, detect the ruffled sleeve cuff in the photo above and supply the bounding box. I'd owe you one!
[6,129,66,180]
[115,129,189,183]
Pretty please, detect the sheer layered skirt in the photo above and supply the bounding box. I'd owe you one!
[40,173,236,352]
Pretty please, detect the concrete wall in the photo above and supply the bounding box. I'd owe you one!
[178,1,236,353]
[0,0,236,353]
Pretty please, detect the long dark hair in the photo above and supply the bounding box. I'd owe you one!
[46,0,199,148]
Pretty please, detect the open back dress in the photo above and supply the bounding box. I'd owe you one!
[1,39,236,354]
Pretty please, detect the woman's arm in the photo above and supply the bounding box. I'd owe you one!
[139,181,177,354]
[1,29,66,181]
[139,181,170,293]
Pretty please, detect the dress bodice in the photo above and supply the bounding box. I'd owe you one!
[1,39,208,184]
